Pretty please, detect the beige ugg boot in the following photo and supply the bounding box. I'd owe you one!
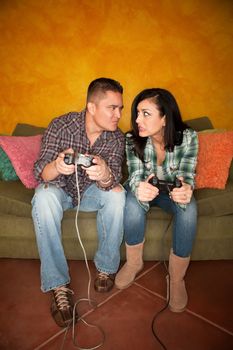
[115,242,144,290]
[167,251,190,312]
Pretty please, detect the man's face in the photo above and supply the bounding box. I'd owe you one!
[91,91,123,132]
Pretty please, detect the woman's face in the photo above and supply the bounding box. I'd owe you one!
[135,98,166,138]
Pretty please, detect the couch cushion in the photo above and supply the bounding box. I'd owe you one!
[12,123,46,136]
[1,178,232,219]
[0,181,97,219]
[194,180,233,216]
[0,181,34,217]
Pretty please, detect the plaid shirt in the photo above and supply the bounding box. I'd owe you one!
[34,110,125,206]
[125,128,198,210]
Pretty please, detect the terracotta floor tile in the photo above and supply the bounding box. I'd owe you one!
[68,260,157,315]
[34,284,233,350]
[0,259,63,350]
[1,259,233,350]
[135,261,167,297]
[135,260,233,334]
[186,260,233,333]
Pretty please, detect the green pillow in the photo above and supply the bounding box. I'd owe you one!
[0,147,19,181]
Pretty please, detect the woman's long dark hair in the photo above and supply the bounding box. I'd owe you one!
[130,88,188,161]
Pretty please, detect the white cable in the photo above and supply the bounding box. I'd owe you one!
[61,160,105,350]
[74,163,93,305]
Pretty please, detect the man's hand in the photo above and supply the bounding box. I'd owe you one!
[84,155,111,182]
[170,177,193,204]
[136,173,159,202]
[41,148,75,181]
[54,148,75,176]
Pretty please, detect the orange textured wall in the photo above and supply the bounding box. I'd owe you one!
[0,0,233,134]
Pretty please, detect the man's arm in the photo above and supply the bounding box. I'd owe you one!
[34,117,75,183]
[41,149,75,182]
[84,132,125,190]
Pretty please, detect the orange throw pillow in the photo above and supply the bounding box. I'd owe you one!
[195,131,233,189]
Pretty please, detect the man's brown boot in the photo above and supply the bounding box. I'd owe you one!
[94,272,115,293]
[51,285,78,327]
[167,251,190,312]
[115,242,144,289]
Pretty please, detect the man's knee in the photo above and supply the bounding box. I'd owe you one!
[112,184,124,192]
[108,185,125,210]
[32,184,63,211]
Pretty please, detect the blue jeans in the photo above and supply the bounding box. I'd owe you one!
[124,186,197,257]
[31,183,125,292]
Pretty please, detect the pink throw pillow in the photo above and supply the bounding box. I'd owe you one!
[195,131,233,189]
[0,134,42,188]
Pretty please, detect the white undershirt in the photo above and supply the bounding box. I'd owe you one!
[157,165,165,180]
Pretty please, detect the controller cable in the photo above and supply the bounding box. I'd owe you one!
[151,186,179,350]
[60,161,105,350]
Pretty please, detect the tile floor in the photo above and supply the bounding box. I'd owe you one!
[0,258,233,350]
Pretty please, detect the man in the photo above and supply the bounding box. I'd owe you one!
[32,78,125,327]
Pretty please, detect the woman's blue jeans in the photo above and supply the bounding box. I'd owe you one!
[124,186,197,258]
[31,183,125,292]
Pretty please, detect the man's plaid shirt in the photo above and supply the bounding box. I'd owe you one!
[34,110,125,206]
[125,128,199,210]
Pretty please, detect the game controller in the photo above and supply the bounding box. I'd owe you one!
[148,176,182,193]
[64,153,95,167]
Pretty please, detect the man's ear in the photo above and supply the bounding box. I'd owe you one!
[87,102,96,115]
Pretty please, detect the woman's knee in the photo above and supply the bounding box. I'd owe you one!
[125,193,145,223]
[125,192,140,212]
[185,197,197,222]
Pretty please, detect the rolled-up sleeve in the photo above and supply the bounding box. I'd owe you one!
[125,134,145,195]
[96,131,125,190]
[34,121,62,182]
[177,130,199,187]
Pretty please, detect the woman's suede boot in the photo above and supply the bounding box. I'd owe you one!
[167,251,190,312]
[115,242,144,290]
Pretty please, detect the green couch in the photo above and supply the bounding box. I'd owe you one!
[0,117,233,261]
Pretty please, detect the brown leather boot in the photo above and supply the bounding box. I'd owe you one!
[115,242,144,290]
[51,285,78,327]
[94,271,115,293]
[167,251,190,312]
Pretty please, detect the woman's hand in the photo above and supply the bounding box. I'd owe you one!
[136,174,159,202]
[170,177,193,204]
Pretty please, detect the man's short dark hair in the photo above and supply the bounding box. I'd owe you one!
[87,77,123,103]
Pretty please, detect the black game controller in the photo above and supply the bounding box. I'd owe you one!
[148,176,182,193]
[64,153,95,168]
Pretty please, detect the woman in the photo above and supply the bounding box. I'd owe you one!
[115,88,198,312]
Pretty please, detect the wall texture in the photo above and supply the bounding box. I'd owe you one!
[0,0,233,134]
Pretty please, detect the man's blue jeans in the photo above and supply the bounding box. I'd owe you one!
[31,183,125,292]
[124,186,197,257]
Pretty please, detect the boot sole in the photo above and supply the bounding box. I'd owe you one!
[169,304,186,313]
